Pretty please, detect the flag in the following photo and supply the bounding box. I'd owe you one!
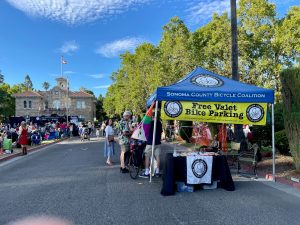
[143,102,155,140]
[61,56,67,64]
[131,102,155,141]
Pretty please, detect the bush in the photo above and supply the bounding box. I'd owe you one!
[280,67,300,171]
[252,125,272,146]
[274,102,285,132]
[179,121,193,143]
[275,130,290,155]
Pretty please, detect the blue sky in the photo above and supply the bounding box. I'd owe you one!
[0,0,298,97]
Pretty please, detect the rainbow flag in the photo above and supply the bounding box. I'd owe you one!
[143,102,155,140]
[131,102,155,141]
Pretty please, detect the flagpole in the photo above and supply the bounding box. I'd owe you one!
[61,56,69,127]
[61,56,63,77]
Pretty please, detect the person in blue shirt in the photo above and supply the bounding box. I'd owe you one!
[139,116,163,178]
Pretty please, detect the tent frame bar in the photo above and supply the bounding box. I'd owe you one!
[150,100,159,183]
[272,104,275,182]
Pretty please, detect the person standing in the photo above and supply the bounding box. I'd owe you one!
[69,123,73,137]
[104,119,115,166]
[87,121,92,136]
[18,121,28,155]
[101,122,106,137]
[140,117,163,178]
[118,111,132,173]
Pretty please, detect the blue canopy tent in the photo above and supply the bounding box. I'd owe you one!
[147,67,274,106]
[147,67,275,182]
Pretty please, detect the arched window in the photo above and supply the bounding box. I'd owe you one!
[29,101,32,108]
[53,100,60,109]
[24,101,27,108]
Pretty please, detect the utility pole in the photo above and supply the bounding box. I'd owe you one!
[230,0,239,81]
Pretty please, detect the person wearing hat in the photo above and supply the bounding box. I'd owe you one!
[118,110,132,173]
[18,121,28,155]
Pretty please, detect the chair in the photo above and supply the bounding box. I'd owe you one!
[226,141,240,167]
[238,142,258,178]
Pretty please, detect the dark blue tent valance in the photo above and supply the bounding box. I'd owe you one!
[147,67,274,107]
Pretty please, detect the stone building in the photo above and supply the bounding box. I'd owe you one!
[13,77,96,122]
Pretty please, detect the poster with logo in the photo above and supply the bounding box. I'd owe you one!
[187,155,213,184]
[161,101,267,125]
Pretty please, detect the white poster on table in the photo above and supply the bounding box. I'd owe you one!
[187,155,213,184]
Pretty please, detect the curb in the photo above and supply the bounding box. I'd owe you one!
[0,138,68,163]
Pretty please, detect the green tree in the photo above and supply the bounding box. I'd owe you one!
[192,13,232,76]
[280,67,300,171]
[158,16,194,85]
[238,0,277,87]
[96,94,107,121]
[0,83,15,121]
[24,74,33,91]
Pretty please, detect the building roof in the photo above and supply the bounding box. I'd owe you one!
[69,91,94,98]
[12,91,43,98]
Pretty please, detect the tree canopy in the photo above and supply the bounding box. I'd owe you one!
[103,1,300,117]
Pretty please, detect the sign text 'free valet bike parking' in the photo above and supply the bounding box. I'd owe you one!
[161,101,267,125]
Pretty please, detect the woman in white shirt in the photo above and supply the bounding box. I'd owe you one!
[104,119,115,165]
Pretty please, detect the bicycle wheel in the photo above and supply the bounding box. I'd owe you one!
[129,153,139,179]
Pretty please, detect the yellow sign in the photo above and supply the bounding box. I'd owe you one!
[161,101,267,125]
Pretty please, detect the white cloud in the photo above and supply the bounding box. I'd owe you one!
[6,0,151,25]
[64,71,75,74]
[88,74,105,79]
[96,37,145,58]
[93,85,110,89]
[59,40,79,54]
[186,0,231,26]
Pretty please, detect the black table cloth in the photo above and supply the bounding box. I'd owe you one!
[161,153,235,196]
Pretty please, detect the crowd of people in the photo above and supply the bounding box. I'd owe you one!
[0,121,82,155]
[101,110,162,178]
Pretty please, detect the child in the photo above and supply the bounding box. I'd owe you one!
[96,128,100,138]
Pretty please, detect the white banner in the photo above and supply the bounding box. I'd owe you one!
[187,155,213,184]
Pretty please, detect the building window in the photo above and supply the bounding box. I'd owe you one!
[53,100,60,109]
[45,101,48,109]
[76,101,86,109]
[24,101,27,108]
[29,101,32,108]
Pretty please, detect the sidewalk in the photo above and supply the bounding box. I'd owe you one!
[0,138,68,163]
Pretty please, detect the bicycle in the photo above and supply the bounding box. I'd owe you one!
[128,139,146,179]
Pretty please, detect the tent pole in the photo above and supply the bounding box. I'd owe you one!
[150,100,159,183]
[272,104,275,182]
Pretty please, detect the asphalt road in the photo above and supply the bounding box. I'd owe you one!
[0,137,299,225]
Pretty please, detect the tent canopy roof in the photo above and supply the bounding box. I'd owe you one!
[147,67,274,106]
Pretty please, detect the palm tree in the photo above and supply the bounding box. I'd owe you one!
[0,70,4,84]
[42,82,50,91]
[42,82,50,111]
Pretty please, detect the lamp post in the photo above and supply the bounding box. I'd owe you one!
[230,0,239,81]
